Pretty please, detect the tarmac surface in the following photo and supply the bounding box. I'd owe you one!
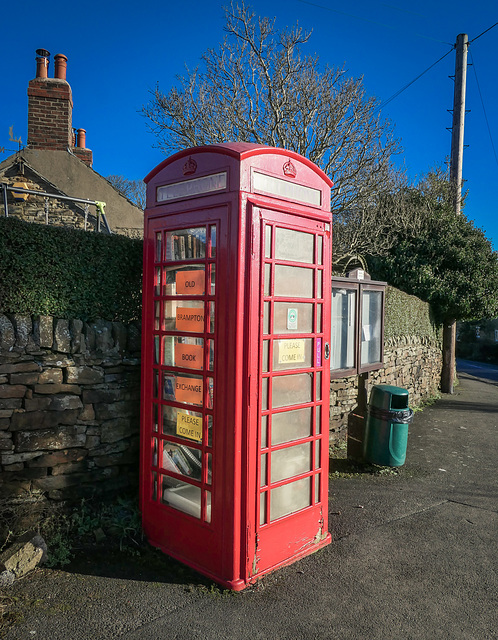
[2,362,497,639]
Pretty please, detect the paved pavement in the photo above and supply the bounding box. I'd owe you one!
[3,364,497,640]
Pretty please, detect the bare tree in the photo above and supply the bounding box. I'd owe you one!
[107,175,146,210]
[142,2,401,265]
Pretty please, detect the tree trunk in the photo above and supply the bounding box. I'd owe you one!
[441,320,457,394]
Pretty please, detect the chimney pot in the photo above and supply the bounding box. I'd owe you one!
[54,53,68,80]
[76,128,86,149]
[35,49,50,79]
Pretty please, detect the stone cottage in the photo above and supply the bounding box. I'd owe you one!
[0,49,143,237]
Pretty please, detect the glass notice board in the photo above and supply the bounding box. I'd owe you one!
[150,225,216,522]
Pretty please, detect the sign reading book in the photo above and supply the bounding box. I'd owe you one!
[175,343,203,370]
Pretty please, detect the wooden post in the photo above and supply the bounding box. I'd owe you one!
[442,33,468,394]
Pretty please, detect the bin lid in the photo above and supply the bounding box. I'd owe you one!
[370,385,409,411]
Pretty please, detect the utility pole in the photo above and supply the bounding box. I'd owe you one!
[441,33,468,394]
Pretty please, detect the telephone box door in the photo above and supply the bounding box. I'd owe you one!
[142,206,231,580]
[249,206,331,579]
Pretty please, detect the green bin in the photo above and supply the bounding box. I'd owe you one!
[363,385,413,467]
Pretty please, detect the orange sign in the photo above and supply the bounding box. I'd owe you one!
[176,269,205,295]
[175,376,203,405]
[175,342,203,370]
[176,307,205,332]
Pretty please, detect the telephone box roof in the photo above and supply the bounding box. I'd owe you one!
[144,142,333,187]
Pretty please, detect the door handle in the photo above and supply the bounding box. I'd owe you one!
[324,342,330,360]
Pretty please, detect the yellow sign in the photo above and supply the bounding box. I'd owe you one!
[277,339,306,364]
[176,411,202,441]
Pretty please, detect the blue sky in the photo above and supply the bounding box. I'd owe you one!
[2,1,497,248]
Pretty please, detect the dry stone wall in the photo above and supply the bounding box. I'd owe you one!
[329,336,442,437]
[0,312,443,504]
[0,314,141,503]
[0,173,98,232]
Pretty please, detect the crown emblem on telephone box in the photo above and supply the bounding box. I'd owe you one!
[283,159,296,178]
[183,157,197,176]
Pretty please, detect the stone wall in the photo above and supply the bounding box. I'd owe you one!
[0,172,99,232]
[330,335,442,438]
[0,311,443,506]
[0,314,141,503]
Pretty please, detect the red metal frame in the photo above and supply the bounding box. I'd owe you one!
[141,143,332,590]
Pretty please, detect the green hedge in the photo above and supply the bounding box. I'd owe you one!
[0,217,143,322]
[384,286,441,342]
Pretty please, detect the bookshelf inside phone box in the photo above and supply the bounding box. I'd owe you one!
[141,142,333,590]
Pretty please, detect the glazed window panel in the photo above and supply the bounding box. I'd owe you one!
[272,373,313,409]
[271,407,312,445]
[209,264,216,295]
[265,225,272,258]
[164,300,204,332]
[209,225,217,258]
[162,336,204,370]
[154,336,160,364]
[271,442,312,483]
[158,173,226,203]
[272,338,313,371]
[163,372,203,406]
[161,476,202,519]
[317,236,323,265]
[162,406,203,442]
[155,232,163,262]
[165,228,206,260]
[331,287,356,371]
[361,290,383,366]
[264,264,271,296]
[274,265,313,298]
[274,227,314,264]
[164,265,205,296]
[162,440,202,482]
[153,404,159,432]
[273,302,314,334]
[205,491,212,523]
[270,477,312,521]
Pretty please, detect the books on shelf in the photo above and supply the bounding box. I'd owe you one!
[169,232,206,261]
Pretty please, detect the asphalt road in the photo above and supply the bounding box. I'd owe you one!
[3,372,497,640]
[457,358,498,384]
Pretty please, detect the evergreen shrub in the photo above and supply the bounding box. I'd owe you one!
[0,217,143,322]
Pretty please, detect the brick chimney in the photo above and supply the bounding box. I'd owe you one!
[27,49,93,167]
[73,128,93,167]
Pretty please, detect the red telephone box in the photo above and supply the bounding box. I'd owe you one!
[141,143,332,590]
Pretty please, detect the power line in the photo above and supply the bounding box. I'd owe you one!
[468,48,498,168]
[375,47,454,112]
[469,21,498,43]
